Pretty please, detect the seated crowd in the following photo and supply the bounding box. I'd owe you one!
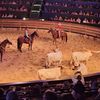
[42,0,100,25]
[0,72,100,100]
[0,0,33,18]
[0,0,100,25]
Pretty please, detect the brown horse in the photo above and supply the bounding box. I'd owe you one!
[17,31,39,52]
[0,39,12,62]
[48,28,67,44]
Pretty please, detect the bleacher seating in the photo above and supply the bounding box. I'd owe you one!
[0,0,100,26]
[0,0,33,19]
[0,73,100,99]
[41,0,100,25]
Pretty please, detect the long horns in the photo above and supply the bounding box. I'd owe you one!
[83,48,100,53]
[91,50,100,53]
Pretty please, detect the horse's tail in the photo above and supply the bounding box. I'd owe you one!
[65,33,68,42]
[17,38,20,50]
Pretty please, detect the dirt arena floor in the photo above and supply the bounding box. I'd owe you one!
[0,28,100,83]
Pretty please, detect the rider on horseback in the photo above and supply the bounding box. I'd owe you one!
[56,22,63,37]
[24,28,30,41]
[24,28,31,45]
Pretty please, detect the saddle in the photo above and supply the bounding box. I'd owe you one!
[24,36,31,43]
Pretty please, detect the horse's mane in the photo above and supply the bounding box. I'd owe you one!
[0,39,8,45]
[30,31,36,36]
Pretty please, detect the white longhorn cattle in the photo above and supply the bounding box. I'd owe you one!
[38,67,61,80]
[77,63,88,75]
[70,50,100,65]
[70,51,92,65]
[46,49,62,67]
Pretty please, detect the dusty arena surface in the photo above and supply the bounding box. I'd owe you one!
[0,28,100,83]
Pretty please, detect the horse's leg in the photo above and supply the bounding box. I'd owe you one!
[45,59,49,68]
[20,44,22,52]
[30,40,34,50]
[17,39,22,52]
[53,39,58,48]
[28,44,31,50]
[28,44,30,50]
[55,41,58,48]
[66,35,68,42]
[61,36,64,44]
[53,39,55,45]
[19,44,22,52]
[28,41,32,50]
[59,60,62,66]
[30,43,32,50]
[0,52,3,62]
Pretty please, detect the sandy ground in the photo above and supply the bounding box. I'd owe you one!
[0,28,100,83]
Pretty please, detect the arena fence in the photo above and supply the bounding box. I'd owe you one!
[0,19,100,39]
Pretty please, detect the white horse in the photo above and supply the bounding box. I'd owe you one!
[46,49,62,67]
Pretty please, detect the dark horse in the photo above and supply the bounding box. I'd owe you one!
[48,28,67,43]
[17,31,39,52]
[0,39,12,62]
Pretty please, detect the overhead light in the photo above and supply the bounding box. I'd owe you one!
[23,17,26,20]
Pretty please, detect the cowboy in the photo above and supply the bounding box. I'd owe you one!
[56,23,63,37]
[24,28,30,41]
[24,28,32,46]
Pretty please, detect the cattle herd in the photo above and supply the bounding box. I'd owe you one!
[45,48,100,75]
[0,28,100,82]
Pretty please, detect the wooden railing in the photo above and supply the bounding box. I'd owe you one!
[0,19,100,39]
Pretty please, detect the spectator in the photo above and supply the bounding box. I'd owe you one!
[30,84,42,99]
[91,79,98,93]
[60,93,74,100]
[72,71,85,85]
[71,74,85,100]
[95,88,100,100]
[43,89,58,100]
[0,88,4,100]
[6,86,18,100]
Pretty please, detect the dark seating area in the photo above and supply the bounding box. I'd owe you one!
[0,73,100,100]
[0,0,100,26]
[41,0,100,25]
[0,0,34,19]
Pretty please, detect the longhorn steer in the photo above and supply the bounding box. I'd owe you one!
[46,49,62,67]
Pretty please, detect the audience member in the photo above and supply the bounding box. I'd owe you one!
[6,86,18,100]
[91,79,98,93]
[43,88,58,100]
[95,88,100,100]
[71,74,85,100]
[0,88,4,100]
[60,93,74,100]
[72,71,85,85]
[30,84,42,99]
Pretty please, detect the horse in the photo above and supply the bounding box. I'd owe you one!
[17,31,39,52]
[0,39,12,62]
[48,28,67,44]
